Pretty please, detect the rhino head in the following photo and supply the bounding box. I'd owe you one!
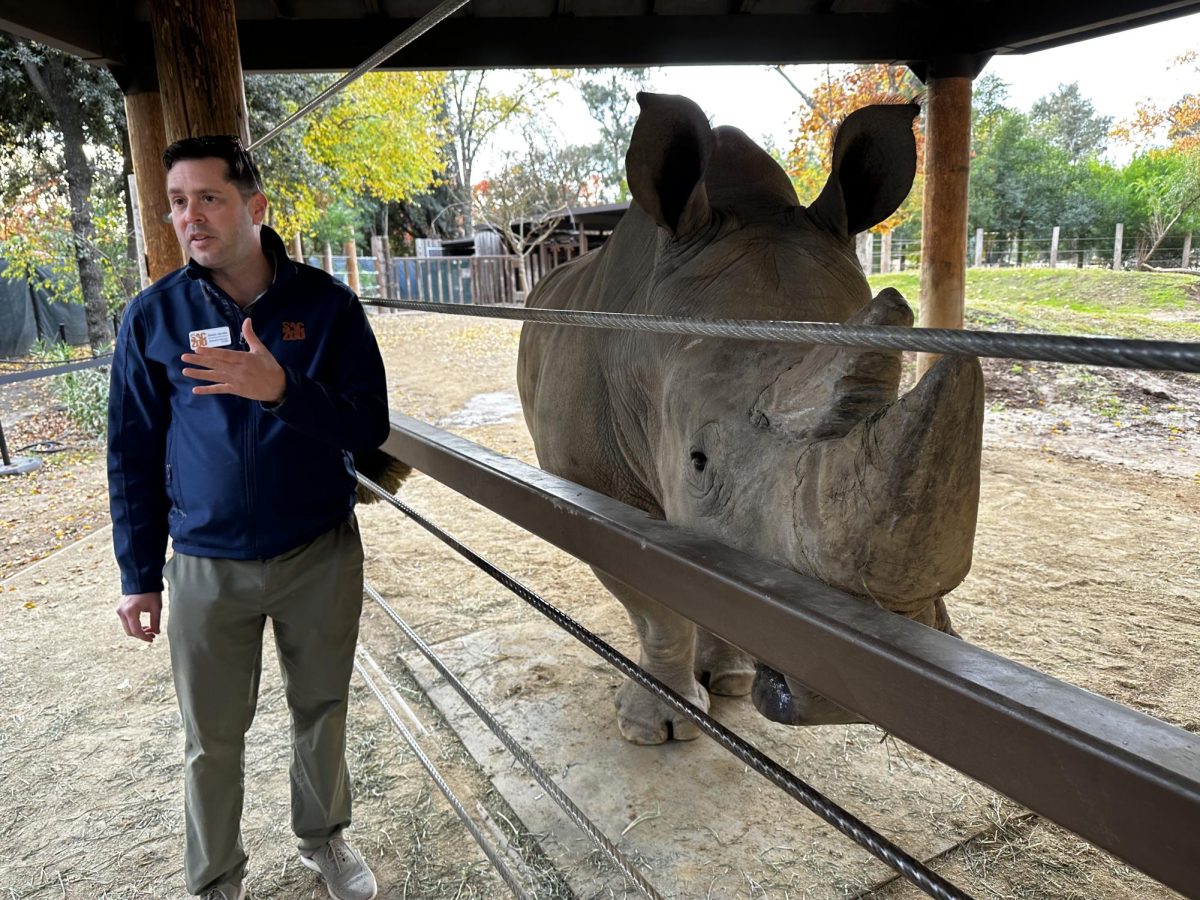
[624,93,984,725]
[519,93,983,737]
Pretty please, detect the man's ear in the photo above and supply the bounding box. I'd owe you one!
[249,192,268,225]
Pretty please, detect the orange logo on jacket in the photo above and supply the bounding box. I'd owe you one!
[282,322,306,341]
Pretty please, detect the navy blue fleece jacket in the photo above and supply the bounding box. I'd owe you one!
[108,226,389,594]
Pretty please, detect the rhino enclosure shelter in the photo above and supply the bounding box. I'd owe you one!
[5,0,1200,896]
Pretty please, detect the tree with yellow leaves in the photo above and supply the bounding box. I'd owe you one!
[247,72,446,253]
[1113,52,1200,268]
[775,63,925,237]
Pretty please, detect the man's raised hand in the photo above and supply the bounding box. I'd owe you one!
[181,318,286,403]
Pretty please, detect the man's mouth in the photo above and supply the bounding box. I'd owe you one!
[190,234,213,245]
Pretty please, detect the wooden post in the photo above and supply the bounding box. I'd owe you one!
[1050,226,1060,268]
[344,240,360,294]
[854,232,870,273]
[149,0,248,142]
[1113,223,1124,270]
[973,227,984,267]
[917,75,972,378]
[292,233,304,264]
[1182,231,1192,268]
[880,231,892,274]
[322,242,334,275]
[123,88,181,281]
[371,235,389,298]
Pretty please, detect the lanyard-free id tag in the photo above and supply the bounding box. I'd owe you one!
[188,326,232,350]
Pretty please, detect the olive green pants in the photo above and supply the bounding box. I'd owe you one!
[165,515,364,894]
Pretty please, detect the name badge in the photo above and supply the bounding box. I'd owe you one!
[188,326,232,350]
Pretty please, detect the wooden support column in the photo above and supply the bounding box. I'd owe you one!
[125,90,183,280]
[914,62,978,379]
[111,58,183,283]
[149,0,249,143]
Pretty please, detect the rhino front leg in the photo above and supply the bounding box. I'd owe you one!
[695,630,755,697]
[594,571,709,744]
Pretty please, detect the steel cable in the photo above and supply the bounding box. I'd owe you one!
[356,472,975,900]
[248,0,472,150]
[352,656,536,900]
[360,297,1200,373]
[362,581,666,900]
[0,355,112,387]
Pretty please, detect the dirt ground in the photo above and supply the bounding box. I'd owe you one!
[1,310,1197,898]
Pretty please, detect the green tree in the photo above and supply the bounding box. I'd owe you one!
[575,68,651,201]
[245,71,446,257]
[245,73,332,243]
[1029,82,1113,163]
[441,70,566,235]
[473,122,595,283]
[0,34,127,349]
[1113,53,1200,268]
[1121,148,1200,266]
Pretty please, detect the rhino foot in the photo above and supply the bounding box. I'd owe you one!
[751,663,866,726]
[695,630,755,697]
[616,678,710,744]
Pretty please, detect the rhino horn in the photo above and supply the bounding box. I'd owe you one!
[751,288,913,441]
[791,339,984,619]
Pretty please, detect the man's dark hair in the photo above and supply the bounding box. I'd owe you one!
[162,135,264,195]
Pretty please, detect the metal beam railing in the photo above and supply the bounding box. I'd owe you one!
[379,412,1200,897]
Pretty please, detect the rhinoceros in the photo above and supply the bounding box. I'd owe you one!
[517,92,983,744]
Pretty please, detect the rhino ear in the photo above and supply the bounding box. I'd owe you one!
[808,104,919,237]
[625,92,714,238]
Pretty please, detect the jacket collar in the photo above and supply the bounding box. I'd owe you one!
[184,224,299,291]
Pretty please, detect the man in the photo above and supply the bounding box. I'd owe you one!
[108,135,387,900]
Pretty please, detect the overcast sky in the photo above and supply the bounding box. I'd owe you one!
[482,10,1200,173]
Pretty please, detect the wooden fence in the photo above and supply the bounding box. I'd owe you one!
[320,255,527,304]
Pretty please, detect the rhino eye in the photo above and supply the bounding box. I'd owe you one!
[690,451,708,472]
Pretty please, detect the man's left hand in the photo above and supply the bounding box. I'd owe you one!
[181,318,286,402]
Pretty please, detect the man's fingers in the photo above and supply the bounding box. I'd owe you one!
[149,605,161,635]
[182,347,240,366]
[242,318,264,350]
[181,366,225,382]
[192,383,234,395]
[118,608,152,642]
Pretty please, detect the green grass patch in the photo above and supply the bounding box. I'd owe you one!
[869,268,1200,340]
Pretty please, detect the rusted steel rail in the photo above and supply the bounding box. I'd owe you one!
[380,412,1200,897]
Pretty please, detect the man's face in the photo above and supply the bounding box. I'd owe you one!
[166,157,266,272]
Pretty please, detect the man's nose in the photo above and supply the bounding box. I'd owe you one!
[181,200,204,223]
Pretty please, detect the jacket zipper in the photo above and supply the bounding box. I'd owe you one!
[201,279,258,554]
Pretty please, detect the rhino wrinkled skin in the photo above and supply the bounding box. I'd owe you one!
[517,92,984,743]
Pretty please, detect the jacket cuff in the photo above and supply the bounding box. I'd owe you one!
[260,366,294,412]
[121,574,164,595]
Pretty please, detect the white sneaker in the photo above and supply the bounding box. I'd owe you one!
[299,837,378,900]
